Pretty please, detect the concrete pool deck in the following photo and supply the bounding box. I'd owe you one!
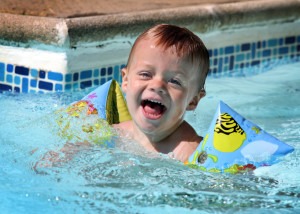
[0,0,300,47]
[0,0,273,18]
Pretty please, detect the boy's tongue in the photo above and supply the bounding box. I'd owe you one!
[142,100,165,118]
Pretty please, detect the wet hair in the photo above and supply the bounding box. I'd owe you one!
[126,24,210,90]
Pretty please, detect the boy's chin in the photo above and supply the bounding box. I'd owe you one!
[136,118,164,133]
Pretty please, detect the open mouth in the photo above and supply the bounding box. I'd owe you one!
[141,99,167,119]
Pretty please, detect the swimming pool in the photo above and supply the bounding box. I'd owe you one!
[0,1,299,212]
[0,61,299,213]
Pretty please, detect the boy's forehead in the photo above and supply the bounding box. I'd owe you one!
[136,37,158,48]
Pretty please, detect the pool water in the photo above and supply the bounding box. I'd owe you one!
[0,61,299,213]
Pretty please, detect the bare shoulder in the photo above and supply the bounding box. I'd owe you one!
[171,121,203,162]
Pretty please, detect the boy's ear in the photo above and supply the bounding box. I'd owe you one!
[121,67,128,93]
[186,90,206,111]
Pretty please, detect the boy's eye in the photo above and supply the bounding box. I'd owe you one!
[169,78,182,86]
[139,72,151,79]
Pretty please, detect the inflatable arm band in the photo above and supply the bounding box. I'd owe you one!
[81,79,131,124]
[53,80,131,145]
[185,101,294,173]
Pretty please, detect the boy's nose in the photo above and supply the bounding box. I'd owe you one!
[150,79,167,94]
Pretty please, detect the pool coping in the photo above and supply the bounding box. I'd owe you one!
[0,0,300,48]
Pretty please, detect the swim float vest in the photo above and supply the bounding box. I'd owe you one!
[55,80,294,173]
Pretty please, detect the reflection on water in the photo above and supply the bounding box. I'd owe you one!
[0,62,299,213]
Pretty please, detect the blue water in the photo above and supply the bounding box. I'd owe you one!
[0,62,299,213]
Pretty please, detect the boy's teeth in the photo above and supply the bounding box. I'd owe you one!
[147,99,162,105]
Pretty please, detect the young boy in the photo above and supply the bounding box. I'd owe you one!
[114,24,210,162]
[33,24,209,169]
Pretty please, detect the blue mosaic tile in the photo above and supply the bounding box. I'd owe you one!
[257,52,261,58]
[108,67,113,75]
[80,80,92,89]
[291,46,296,53]
[236,54,245,62]
[6,74,12,83]
[219,48,224,55]
[14,87,20,93]
[257,41,261,49]
[213,49,218,56]
[218,58,223,72]
[268,39,278,47]
[30,79,37,87]
[263,49,271,57]
[0,63,4,81]
[48,71,63,81]
[285,36,296,44]
[229,56,234,70]
[208,49,213,57]
[279,47,289,55]
[246,53,251,60]
[224,56,228,64]
[113,65,120,80]
[55,84,63,91]
[101,78,106,85]
[241,43,251,51]
[15,66,29,76]
[279,38,284,46]
[101,68,106,75]
[80,70,92,80]
[0,83,12,91]
[65,74,72,82]
[31,69,38,77]
[65,84,72,90]
[7,64,13,72]
[39,70,46,79]
[225,46,234,55]
[22,78,28,92]
[73,73,79,81]
[213,58,218,66]
[94,79,99,85]
[72,82,79,90]
[251,60,260,66]
[39,81,53,91]
[93,69,99,77]
[251,43,256,59]
[14,76,20,85]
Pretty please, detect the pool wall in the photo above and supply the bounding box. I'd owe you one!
[0,0,299,93]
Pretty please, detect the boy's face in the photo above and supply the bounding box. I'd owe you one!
[122,37,204,137]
